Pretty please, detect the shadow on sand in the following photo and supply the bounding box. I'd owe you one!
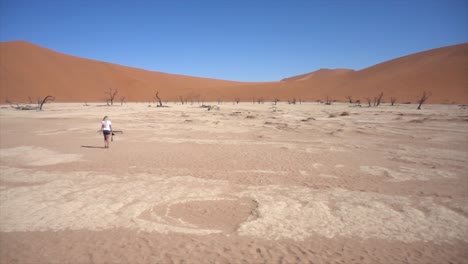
[81,145,106,149]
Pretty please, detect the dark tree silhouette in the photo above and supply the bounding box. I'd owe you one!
[365,97,371,107]
[390,97,396,106]
[417,91,431,110]
[154,91,163,107]
[376,92,384,106]
[105,88,118,105]
[39,95,55,110]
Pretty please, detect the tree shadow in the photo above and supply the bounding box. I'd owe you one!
[81,145,106,149]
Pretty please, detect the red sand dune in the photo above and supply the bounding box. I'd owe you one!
[1,41,467,103]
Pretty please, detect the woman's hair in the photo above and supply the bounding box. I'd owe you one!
[103,116,108,121]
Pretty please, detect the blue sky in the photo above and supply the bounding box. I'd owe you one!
[1,0,467,81]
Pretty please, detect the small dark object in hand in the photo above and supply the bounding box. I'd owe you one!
[112,133,115,135]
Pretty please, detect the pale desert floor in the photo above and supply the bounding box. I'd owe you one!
[0,102,467,264]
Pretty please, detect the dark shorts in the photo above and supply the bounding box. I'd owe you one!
[103,130,111,135]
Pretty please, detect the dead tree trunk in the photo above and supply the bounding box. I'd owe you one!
[376,92,384,106]
[120,96,126,105]
[180,96,184,105]
[105,88,118,105]
[154,91,163,107]
[366,97,371,107]
[390,97,396,106]
[417,91,430,110]
[39,95,55,110]
[346,96,353,103]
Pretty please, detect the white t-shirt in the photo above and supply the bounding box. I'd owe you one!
[101,120,112,131]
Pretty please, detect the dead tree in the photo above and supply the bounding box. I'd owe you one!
[105,88,118,105]
[273,98,279,105]
[390,97,396,106]
[235,97,240,104]
[346,96,353,103]
[417,91,431,110]
[180,96,185,105]
[365,97,371,107]
[154,91,163,107]
[39,95,55,110]
[325,96,332,105]
[120,96,126,105]
[376,92,384,106]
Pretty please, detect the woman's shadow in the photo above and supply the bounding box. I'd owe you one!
[81,145,106,149]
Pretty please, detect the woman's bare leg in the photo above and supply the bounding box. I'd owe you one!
[106,134,111,148]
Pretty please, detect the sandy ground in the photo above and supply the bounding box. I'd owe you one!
[0,102,467,264]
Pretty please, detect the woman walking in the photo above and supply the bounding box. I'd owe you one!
[100,116,113,148]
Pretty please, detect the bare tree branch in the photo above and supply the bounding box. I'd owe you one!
[39,95,55,110]
[376,92,384,106]
[154,91,163,107]
[417,91,431,110]
[365,97,371,107]
[105,88,118,105]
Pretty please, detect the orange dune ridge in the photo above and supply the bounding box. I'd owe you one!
[0,41,467,104]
